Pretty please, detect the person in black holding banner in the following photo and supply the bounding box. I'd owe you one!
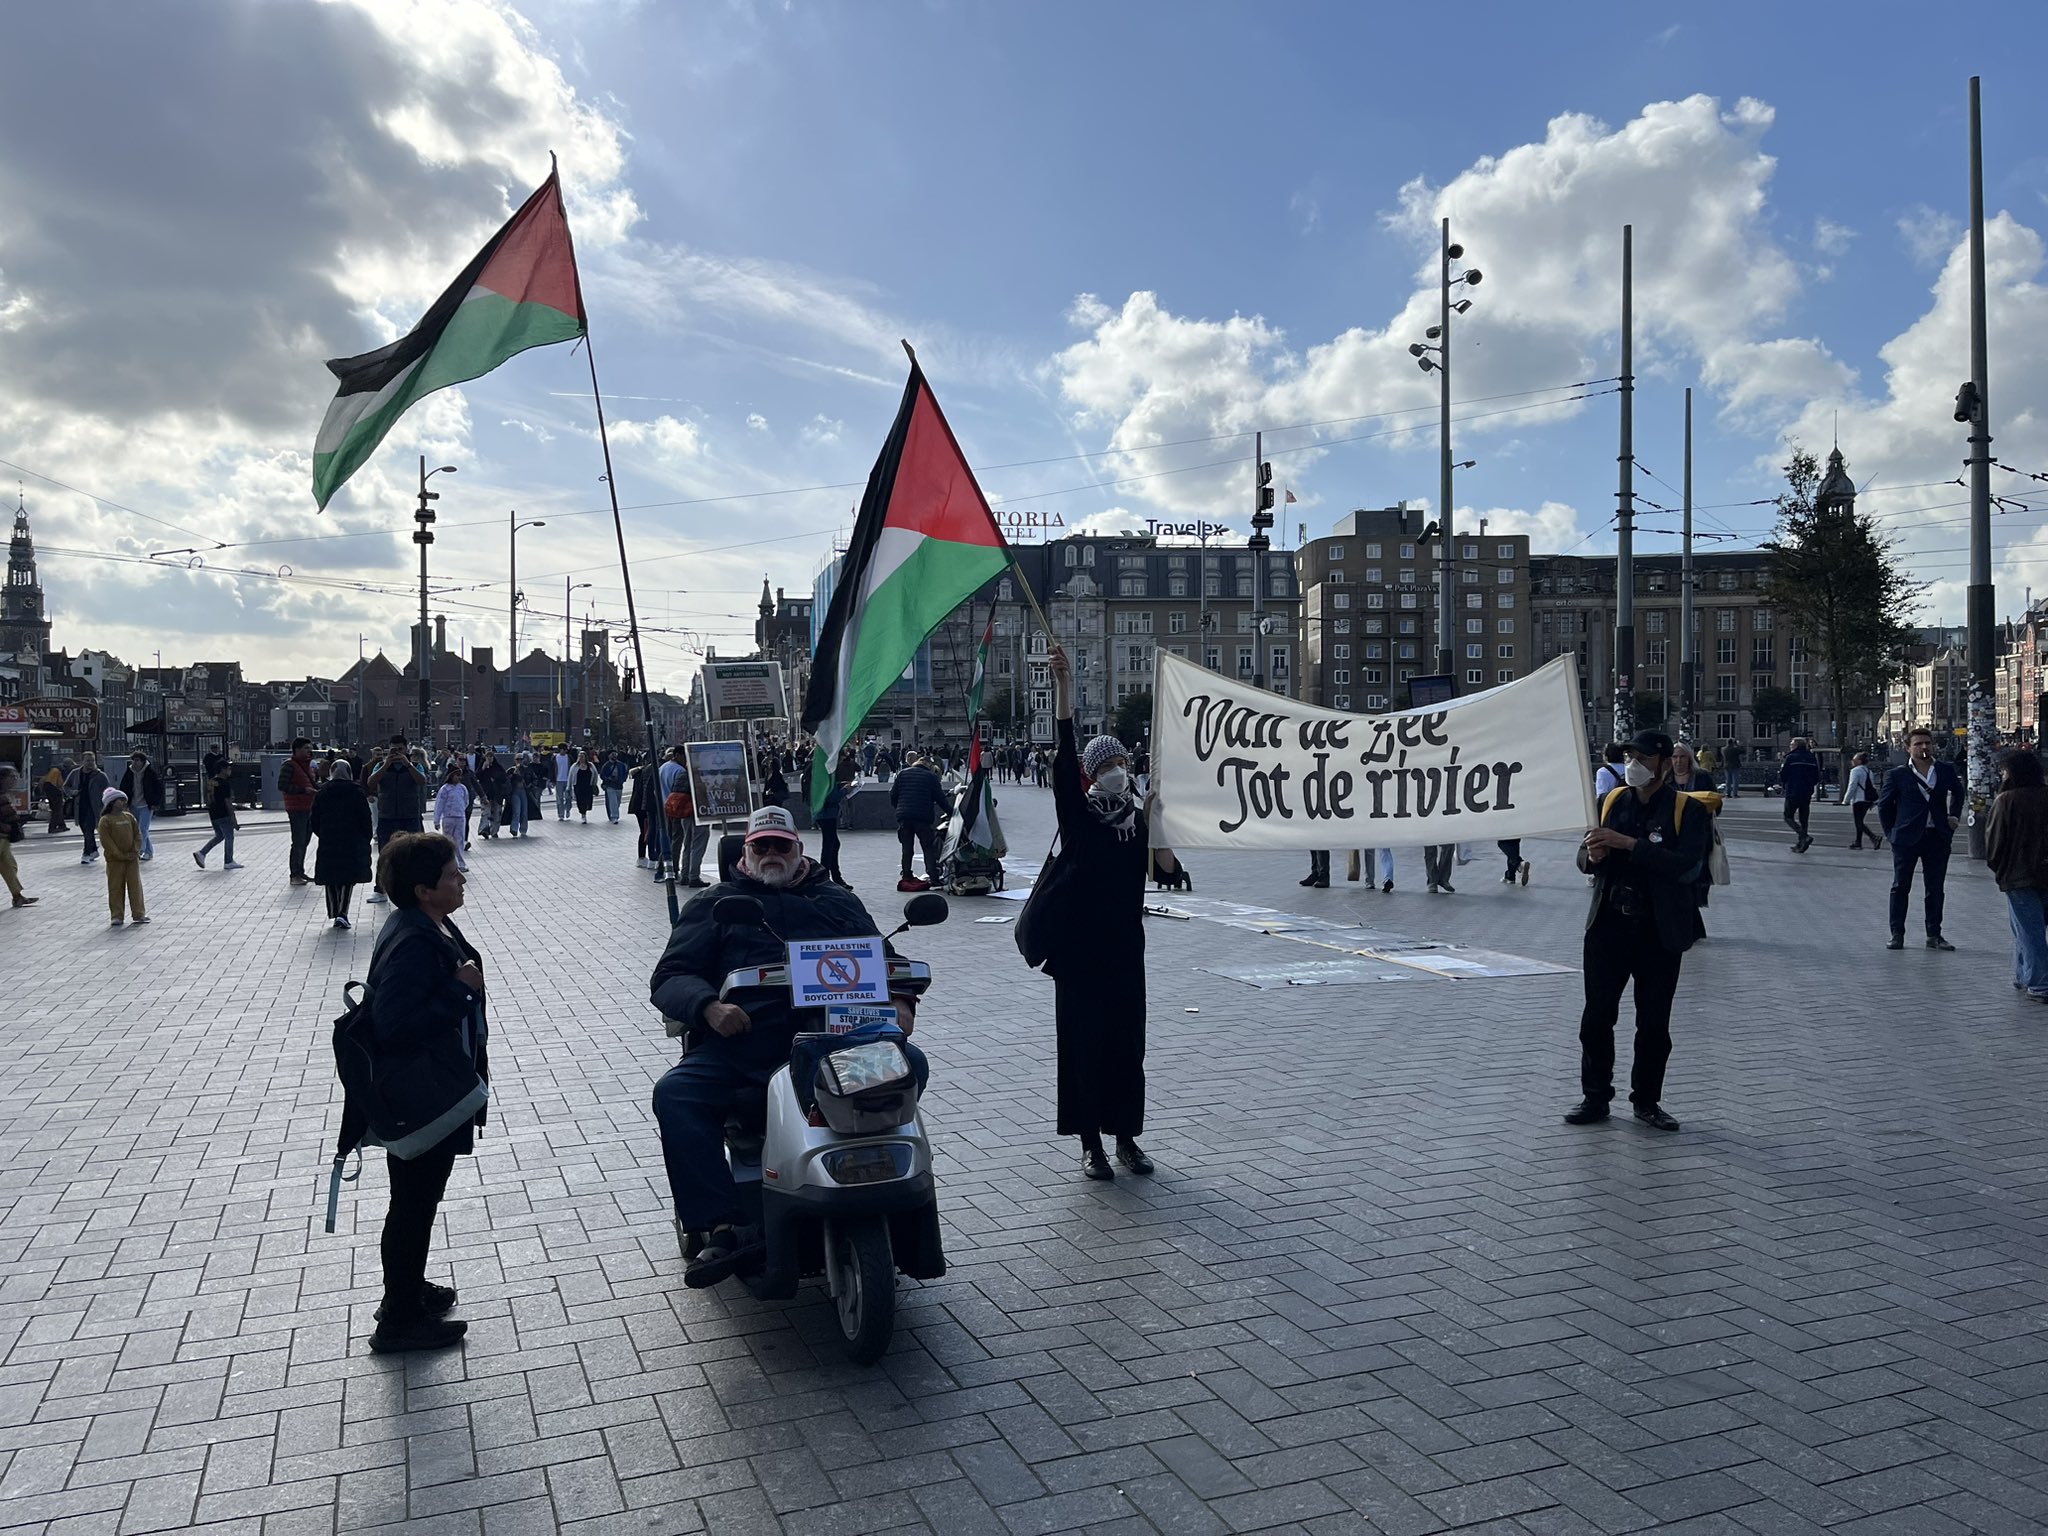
[1044,647,1181,1180]
[1566,728,1710,1133]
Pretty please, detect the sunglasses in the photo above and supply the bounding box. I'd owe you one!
[750,836,799,854]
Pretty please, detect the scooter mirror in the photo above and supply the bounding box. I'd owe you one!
[713,895,768,928]
[903,892,950,927]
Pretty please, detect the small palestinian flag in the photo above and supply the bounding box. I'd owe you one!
[313,168,586,509]
[804,358,1012,809]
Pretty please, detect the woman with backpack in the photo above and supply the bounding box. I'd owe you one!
[360,832,491,1353]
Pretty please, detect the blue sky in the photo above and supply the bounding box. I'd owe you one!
[6,1,2048,688]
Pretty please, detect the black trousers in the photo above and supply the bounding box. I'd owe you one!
[819,823,843,879]
[324,883,354,920]
[1579,906,1683,1107]
[381,1141,459,1320]
[898,822,939,878]
[1424,844,1455,886]
[1497,839,1523,876]
[1890,836,1952,937]
[1851,802,1878,847]
[1307,850,1329,881]
[288,809,312,878]
[1783,795,1812,839]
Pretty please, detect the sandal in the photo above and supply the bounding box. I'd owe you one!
[684,1224,763,1289]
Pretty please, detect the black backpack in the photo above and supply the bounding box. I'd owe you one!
[325,977,378,1233]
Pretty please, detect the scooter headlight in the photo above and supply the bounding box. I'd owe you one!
[822,1143,913,1185]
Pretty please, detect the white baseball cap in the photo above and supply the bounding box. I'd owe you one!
[745,806,799,843]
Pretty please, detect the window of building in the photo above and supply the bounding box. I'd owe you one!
[1464,642,1482,659]
[1462,569,1480,584]
[1497,568,1514,584]
[1715,609,1736,633]
[1399,592,1418,609]
[1272,646,1290,676]
[1168,554,1187,569]
[1334,643,1351,660]
[1498,645,1514,659]
[1326,570,1345,585]
[1335,618,1352,634]
[1365,567,1383,583]
[1717,673,1737,702]
[1461,543,1478,560]
[1647,571,1667,592]
[1719,570,1737,590]
[1717,637,1736,665]
[1118,554,1145,570]
[1366,694,1387,709]
[1496,593,1515,609]
[1334,694,1352,710]
[1237,612,1255,633]
[1498,618,1515,634]
[1363,642,1381,659]
[1168,574,1188,597]
[1333,668,1351,685]
[1751,638,1774,669]
[1465,592,1483,609]
[1753,609,1773,632]
[1466,618,1484,634]
[1063,546,1077,567]
[1235,646,1254,676]
[1466,668,1485,685]
[1399,543,1415,560]
[1398,642,1417,659]
[1646,610,1666,634]
[1496,543,1514,559]
[1083,546,1097,566]
[1271,573,1290,597]
[1127,644,1151,671]
[1398,618,1416,634]
[1399,668,1415,683]
[1365,542,1382,558]
[1647,639,1667,665]
[1365,668,1384,684]
[1328,544,1344,561]
[1716,712,1737,740]
[1169,644,1188,659]
[1203,647,1220,669]
[998,579,1012,600]
[1235,573,1253,598]
[1169,611,1187,635]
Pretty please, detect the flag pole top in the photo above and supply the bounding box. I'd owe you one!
[900,339,918,366]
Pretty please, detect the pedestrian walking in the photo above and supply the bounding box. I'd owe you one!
[364,737,428,904]
[434,763,473,872]
[1041,646,1180,1180]
[1669,742,1723,919]
[0,767,36,908]
[98,788,146,925]
[1566,729,1710,1133]
[1879,726,1966,951]
[65,752,109,864]
[1985,748,2048,1001]
[890,751,944,891]
[1841,752,1882,848]
[42,762,70,834]
[554,746,573,820]
[1722,740,1744,798]
[311,760,372,929]
[1424,842,1457,894]
[118,751,164,861]
[600,751,627,824]
[572,751,598,823]
[192,762,242,869]
[505,752,535,837]
[282,737,319,885]
[474,752,506,839]
[362,832,490,1354]
[1780,737,1820,852]
[1496,839,1530,885]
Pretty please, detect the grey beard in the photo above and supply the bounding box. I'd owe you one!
[749,858,797,888]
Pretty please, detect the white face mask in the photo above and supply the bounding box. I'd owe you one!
[1624,758,1656,790]
[1094,766,1131,797]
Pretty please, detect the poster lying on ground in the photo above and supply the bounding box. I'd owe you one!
[1148,650,1596,851]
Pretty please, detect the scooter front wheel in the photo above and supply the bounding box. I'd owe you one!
[826,1216,896,1365]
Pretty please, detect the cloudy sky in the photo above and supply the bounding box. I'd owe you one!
[5,0,2048,693]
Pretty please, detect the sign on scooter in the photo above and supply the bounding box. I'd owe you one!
[825,1002,899,1036]
[787,935,889,1007]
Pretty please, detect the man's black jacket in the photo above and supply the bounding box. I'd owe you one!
[650,860,896,1071]
[1577,781,1713,954]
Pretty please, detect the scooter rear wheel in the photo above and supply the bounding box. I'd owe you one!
[827,1217,896,1365]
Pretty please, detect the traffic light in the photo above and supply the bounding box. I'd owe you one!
[1255,459,1275,517]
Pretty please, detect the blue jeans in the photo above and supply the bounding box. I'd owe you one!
[508,788,529,835]
[198,815,234,863]
[557,782,571,819]
[605,785,622,823]
[2009,889,2048,996]
[136,805,153,859]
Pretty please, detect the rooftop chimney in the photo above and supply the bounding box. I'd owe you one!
[435,614,447,656]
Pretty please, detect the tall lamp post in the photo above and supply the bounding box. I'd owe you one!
[416,459,458,742]
[562,578,593,734]
[509,511,546,661]
[1409,218,1482,679]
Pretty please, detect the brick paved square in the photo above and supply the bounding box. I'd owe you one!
[4,790,2047,1532]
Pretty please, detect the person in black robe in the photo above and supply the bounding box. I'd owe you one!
[1044,646,1180,1181]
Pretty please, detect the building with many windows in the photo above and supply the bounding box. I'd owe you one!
[1298,505,1532,710]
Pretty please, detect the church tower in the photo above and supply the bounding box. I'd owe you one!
[1,491,51,664]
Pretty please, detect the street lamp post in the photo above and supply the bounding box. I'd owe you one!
[563,577,593,734]
[509,511,546,665]
[416,458,458,742]
[1409,218,1481,679]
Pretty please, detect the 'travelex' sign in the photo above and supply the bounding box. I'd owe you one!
[1144,520,1234,540]
[21,698,100,738]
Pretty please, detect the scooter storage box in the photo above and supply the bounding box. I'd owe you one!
[813,1041,917,1135]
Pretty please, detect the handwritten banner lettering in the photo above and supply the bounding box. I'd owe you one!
[1148,650,1597,850]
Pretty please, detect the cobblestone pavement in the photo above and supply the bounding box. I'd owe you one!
[4,786,2048,1535]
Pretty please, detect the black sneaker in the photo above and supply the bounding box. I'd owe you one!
[368,1316,467,1354]
[1633,1104,1681,1132]
[684,1225,764,1289]
[1081,1146,1114,1181]
[1563,1099,1610,1125]
[1115,1138,1154,1175]
[1927,934,1956,951]
[1886,934,1905,950]
[376,1282,457,1323]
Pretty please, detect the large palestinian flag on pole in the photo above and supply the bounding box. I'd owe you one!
[313,168,586,509]
[804,358,1012,810]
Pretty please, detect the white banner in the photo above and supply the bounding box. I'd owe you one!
[1148,650,1597,850]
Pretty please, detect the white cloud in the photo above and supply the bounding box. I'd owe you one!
[602,414,704,460]
[800,415,844,446]
[1899,205,1964,268]
[1814,217,1856,257]
[1468,500,1588,552]
[745,412,770,432]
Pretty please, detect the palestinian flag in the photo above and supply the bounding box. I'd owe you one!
[313,168,586,509]
[967,612,994,776]
[804,359,1011,810]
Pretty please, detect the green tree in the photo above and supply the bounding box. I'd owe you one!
[1761,449,1920,746]
[1750,685,1805,739]
[1114,689,1154,748]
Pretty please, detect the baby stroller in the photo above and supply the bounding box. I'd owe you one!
[936,767,1006,895]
